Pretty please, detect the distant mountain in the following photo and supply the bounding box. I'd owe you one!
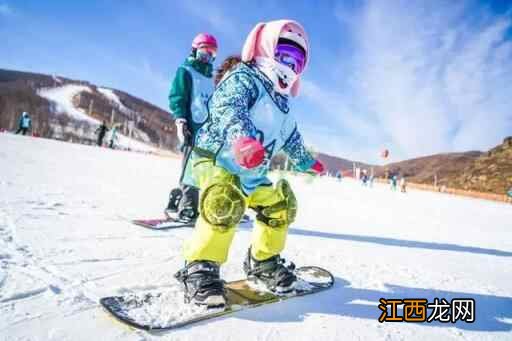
[315,152,373,173]
[371,138,512,194]
[270,150,374,175]
[374,151,484,184]
[445,137,512,195]
[0,68,179,151]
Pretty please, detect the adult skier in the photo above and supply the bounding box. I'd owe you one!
[165,33,218,223]
[390,174,398,191]
[108,125,118,149]
[95,120,109,146]
[174,20,325,307]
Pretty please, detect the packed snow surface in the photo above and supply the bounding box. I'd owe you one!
[1,133,511,340]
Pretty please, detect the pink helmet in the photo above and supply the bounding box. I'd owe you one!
[192,33,218,49]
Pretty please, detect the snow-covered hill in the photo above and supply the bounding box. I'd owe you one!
[37,84,155,153]
[1,68,178,152]
[38,85,97,125]
[1,133,511,340]
[97,87,131,114]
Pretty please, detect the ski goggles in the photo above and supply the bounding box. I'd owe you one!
[274,43,306,74]
[197,45,217,59]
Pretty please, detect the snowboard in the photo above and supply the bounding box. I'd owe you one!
[100,266,334,331]
[132,214,252,230]
[132,217,195,230]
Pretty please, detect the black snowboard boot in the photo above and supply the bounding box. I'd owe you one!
[243,248,297,294]
[166,188,183,213]
[174,261,226,307]
[165,188,183,219]
[176,185,199,223]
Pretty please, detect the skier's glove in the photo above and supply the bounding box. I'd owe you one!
[233,137,265,169]
[175,118,192,148]
[309,159,325,175]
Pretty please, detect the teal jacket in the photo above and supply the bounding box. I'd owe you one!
[19,112,31,129]
[168,57,213,138]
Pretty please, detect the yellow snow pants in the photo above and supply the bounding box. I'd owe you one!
[183,158,297,264]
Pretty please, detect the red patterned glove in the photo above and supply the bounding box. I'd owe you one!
[233,137,265,169]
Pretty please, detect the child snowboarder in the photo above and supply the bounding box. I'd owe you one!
[174,20,325,307]
[165,33,218,223]
[15,112,31,135]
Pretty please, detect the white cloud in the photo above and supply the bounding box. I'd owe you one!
[301,80,377,137]
[121,60,169,110]
[180,1,237,38]
[300,79,386,162]
[355,0,512,159]
[306,0,512,163]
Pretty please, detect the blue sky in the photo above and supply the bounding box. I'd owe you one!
[1,0,511,164]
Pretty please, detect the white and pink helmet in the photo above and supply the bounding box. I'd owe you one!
[241,20,309,97]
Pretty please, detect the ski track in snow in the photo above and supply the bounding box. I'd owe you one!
[0,208,98,308]
[1,133,512,340]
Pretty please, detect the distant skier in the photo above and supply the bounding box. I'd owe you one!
[108,125,118,149]
[507,187,512,198]
[400,176,407,193]
[15,111,31,135]
[95,120,109,146]
[390,175,398,191]
[335,170,343,181]
[174,20,325,307]
[165,33,218,223]
[361,169,368,186]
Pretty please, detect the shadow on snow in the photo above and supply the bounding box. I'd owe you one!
[288,226,512,258]
[231,276,512,332]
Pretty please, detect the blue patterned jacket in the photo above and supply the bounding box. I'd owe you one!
[193,62,315,194]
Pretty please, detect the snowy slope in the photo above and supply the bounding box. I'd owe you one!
[97,87,130,114]
[37,85,155,153]
[97,87,154,146]
[38,84,97,124]
[109,130,155,153]
[1,133,511,341]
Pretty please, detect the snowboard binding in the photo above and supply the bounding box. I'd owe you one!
[174,261,227,307]
[243,248,297,294]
